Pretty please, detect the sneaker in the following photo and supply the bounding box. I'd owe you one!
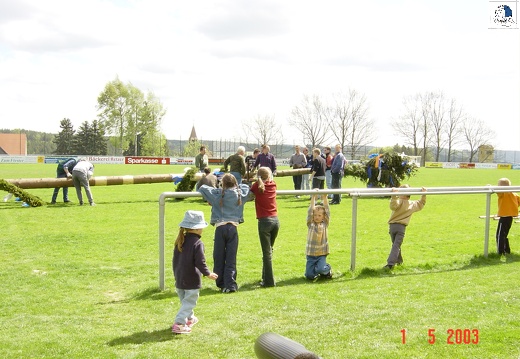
[50,201,56,204]
[383,264,394,270]
[79,202,84,206]
[222,288,237,293]
[186,316,199,327]
[64,200,71,203]
[321,270,333,279]
[172,323,191,334]
[90,202,96,206]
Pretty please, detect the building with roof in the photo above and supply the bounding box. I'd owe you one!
[0,133,27,155]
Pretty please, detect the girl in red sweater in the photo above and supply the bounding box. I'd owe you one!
[250,167,279,287]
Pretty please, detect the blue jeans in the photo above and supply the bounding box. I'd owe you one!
[258,217,280,286]
[52,172,69,202]
[230,172,242,185]
[301,173,311,190]
[305,255,330,279]
[331,172,343,203]
[325,170,332,197]
[174,288,199,324]
[213,224,239,291]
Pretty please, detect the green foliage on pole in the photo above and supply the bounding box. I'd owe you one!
[0,179,45,207]
[175,168,197,198]
[344,152,419,188]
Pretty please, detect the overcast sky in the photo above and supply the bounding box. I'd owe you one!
[0,0,519,151]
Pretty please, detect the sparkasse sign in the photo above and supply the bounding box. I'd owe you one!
[125,157,170,165]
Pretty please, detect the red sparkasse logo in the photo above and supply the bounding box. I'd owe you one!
[125,157,171,165]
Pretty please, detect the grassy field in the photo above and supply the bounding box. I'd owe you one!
[1,164,519,358]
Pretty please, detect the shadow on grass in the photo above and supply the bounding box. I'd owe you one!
[354,253,520,280]
[107,328,174,346]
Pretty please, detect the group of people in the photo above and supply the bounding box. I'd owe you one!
[290,144,347,204]
[50,157,96,206]
[172,163,337,334]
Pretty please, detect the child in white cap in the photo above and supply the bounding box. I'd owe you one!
[172,210,218,334]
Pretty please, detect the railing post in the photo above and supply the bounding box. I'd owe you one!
[484,192,491,258]
[159,194,166,290]
[350,195,358,271]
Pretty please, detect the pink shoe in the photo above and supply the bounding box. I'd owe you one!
[186,316,199,327]
[172,323,191,334]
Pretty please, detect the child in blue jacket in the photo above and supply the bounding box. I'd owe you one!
[198,173,250,293]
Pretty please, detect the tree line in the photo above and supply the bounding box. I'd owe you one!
[240,89,494,165]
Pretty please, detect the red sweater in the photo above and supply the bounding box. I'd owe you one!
[250,180,278,219]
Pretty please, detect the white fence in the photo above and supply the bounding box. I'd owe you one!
[157,186,520,290]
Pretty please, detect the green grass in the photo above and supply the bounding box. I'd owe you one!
[1,164,520,358]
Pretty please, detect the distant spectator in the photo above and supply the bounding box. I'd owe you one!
[194,146,208,172]
[196,167,218,190]
[301,147,313,191]
[245,148,260,182]
[309,148,326,189]
[323,147,333,198]
[224,146,247,184]
[289,145,307,197]
[330,144,346,204]
[254,144,277,176]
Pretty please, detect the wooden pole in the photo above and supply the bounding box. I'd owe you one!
[5,168,308,189]
[5,173,203,189]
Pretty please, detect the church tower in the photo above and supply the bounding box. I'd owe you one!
[189,125,198,142]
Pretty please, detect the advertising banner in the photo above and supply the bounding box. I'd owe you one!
[170,158,195,165]
[0,156,40,164]
[497,164,512,170]
[125,157,171,165]
[475,163,497,169]
[425,162,443,168]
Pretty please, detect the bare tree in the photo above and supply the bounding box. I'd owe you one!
[418,92,433,166]
[461,118,495,162]
[428,91,447,162]
[393,94,423,157]
[241,114,282,149]
[445,98,465,162]
[289,94,331,149]
[327,89,375,159]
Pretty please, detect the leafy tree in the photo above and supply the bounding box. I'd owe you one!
[97,77,132,154]
[90,120,107,155]
[53,119,75,155]
[97,77,167,156]
[73,120,107,155]
[183,140,205,157]
[73,121,92,155]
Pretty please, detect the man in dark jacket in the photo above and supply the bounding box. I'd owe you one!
[51,157,77,204]
[310,148,326,189]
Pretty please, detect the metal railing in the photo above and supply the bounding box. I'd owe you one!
[158,186,520,290]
